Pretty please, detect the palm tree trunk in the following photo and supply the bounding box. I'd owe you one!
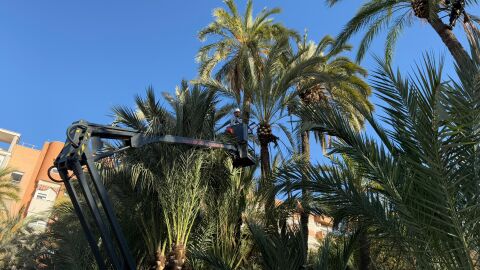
[155,249,166,270]
[300,130,310,265]
[429,14,473,67]
[260,142,274,227]
[242,98,251,124]
[260,142,271,183]
[166,243,186,270]
[358,231,371,270]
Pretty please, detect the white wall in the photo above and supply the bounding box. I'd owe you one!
[27,180,60,219]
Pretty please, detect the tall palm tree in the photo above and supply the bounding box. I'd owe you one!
[289,34,372,261]
[327,0,479,66]
[201,36,335,225]
[277,49,480,269]
[197,0,298,122]
[201,35,362,227]
[293,35,372,153]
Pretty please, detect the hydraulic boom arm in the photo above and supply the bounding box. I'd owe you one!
[50,120,254,270]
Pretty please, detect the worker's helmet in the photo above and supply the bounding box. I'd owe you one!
[234,108,241,113]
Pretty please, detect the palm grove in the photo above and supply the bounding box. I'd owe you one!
[1,0,479,269]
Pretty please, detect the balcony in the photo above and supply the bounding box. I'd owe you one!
[0,128,20,168]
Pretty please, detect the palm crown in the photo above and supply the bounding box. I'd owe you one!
[329,0,479,65]
[197,0,298,123]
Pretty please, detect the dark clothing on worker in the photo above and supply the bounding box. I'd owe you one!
[230,116,243,126]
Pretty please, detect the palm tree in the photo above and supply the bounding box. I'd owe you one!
[293,35,372,153]
[197,0,298,122]
[200,36,337,225]
[190,159,257,270]
[40,198,98,269]
[0,168,19,214]
[159,152,205,270]
[277,49,480,269]
[289,34,372,261]
[0,168,22,268]
[115,83,231,139]
[102,162,169,270]
[314,232,359,270]
[0,210,38,269]
[113,83,231,191]
[201,35,366,227]
[247,222,306,270]
[162,80,233,139]
[248,37,295,187]
[113,84,238,269]
[327,0,479,66]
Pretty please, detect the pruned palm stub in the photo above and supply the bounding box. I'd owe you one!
[298,83,327,105]
[411,0,429,19]
[257,123,276,145]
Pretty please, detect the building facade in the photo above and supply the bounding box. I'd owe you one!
[287,213,333,250]
[0,128,64,229]
[276,199,333,249]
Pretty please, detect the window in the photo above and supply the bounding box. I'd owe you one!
[0,141,11,152]
[36,192,47,200]
[11,171,23,184]
[35,220,47,227]
[29,220,47,229]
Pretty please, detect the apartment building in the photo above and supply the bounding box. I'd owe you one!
[0,128,64,229]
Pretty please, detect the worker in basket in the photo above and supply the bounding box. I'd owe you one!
[230,107,242,125]
[226,108,242,134]
[226,107,256,135]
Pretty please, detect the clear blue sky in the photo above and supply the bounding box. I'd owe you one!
[0,0,468,149]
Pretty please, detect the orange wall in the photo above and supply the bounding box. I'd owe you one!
[35,142,64,181]
[23,141,64,214]
[6,145,41,214]
[5,141,64,215]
